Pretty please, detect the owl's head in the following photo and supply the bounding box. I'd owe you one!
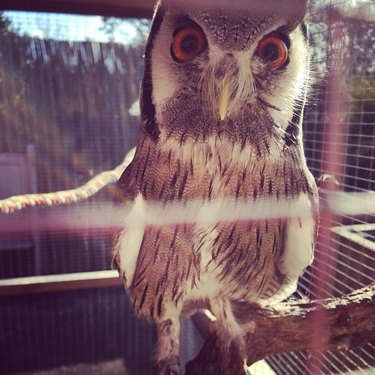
[141,0,309,148]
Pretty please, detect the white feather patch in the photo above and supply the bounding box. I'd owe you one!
[150,17,180,123]
[265,28,309,131]
[159,132,283,173]
[117,194,146,286]
[278,193,315,280]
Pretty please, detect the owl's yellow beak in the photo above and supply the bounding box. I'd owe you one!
[219,81,230,121]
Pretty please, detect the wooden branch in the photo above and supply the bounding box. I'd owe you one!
[185,283,375,374]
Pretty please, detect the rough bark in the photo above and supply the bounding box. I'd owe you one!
[185,283,375,374]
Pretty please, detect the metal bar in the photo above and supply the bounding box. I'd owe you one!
[0,270,122,297]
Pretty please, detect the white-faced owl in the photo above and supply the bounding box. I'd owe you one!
[113,0,319,374]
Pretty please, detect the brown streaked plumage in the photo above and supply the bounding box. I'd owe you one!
[113,1,318,374]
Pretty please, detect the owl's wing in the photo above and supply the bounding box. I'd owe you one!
[113,159,200,317]
[261,193,318,304]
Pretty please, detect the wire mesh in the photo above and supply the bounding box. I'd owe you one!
[272,1,375,373]
[0,14,145,278]
[0,0,374,374]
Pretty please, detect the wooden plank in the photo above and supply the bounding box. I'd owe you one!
[0,270,122,296]
[0,0,154,18]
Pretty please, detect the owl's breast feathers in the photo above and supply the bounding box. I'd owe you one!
[114,134,318,318]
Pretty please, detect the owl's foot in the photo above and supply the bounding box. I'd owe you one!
[210,297,255,374]
[244,320,256,335]
[217,339,247,375]
[155,317,181,375]
[155,357,181,375]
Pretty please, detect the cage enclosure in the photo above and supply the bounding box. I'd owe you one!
[0,0,374,374]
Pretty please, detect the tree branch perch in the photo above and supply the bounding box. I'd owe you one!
[185,283,375,374]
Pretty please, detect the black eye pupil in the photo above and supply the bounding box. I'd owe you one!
[263,43,279,61]
[181,35,198,53]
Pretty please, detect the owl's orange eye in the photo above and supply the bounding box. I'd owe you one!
[171,27,206,63]
[257,35,288,69]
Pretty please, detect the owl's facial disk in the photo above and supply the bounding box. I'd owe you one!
[146,3,309,142]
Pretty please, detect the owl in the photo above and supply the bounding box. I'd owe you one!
[113,0,318,374]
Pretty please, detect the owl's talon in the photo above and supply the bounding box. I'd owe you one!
[156,358,181,375]
[164,370,179,375]
[245,321,256,334]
